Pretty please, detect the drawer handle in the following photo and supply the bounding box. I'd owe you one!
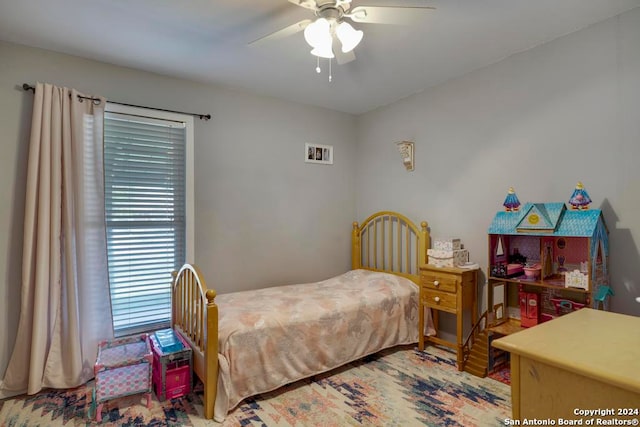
[433,280,439,287]
[434,296,440,302]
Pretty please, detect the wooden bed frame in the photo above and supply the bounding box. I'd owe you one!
[171,211,429,419]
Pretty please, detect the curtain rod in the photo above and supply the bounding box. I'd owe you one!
[22,83,211,121]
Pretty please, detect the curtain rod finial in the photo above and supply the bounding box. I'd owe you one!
[22,83,35,92]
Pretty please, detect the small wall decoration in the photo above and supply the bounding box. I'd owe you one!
[305,143,333,165]
[556,237,566,249]
[395,141,414,171]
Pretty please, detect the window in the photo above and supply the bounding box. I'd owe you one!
[104,104,194,336]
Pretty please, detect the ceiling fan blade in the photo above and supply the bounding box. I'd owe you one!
[348,6,435,25]
[248,19,313,47]
[288,0,317,11]
[332,39,356,65]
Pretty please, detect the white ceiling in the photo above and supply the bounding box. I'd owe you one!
[1,0,639,114]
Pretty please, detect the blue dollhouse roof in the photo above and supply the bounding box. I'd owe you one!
[488,202,606,237]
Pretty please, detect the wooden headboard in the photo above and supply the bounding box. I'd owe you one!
[352,211,429,284]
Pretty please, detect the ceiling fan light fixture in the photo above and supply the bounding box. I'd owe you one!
[304,17,331,48]
[310,43,335,59]
[336,21,363,53]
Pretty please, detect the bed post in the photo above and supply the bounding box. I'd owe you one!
[419,221,429,267]
[171,271,178,326]
[204,289,218,420]
[352,221,361,270]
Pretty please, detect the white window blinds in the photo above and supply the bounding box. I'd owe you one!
[104,110,188,335]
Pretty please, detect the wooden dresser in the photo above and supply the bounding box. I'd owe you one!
[493,308,640,422]
[418,264,478,370]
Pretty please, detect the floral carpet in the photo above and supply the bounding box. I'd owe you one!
[487,363,511,386]
[0,345,511,427]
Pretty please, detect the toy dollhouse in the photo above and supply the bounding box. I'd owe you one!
[486,185,610,333]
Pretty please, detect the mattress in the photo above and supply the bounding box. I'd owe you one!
[213,269,432,420]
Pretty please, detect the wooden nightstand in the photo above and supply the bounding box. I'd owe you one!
[418,264,478,371]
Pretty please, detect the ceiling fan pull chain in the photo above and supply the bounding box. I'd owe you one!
[316,55,321,74]
[329,57,332,82]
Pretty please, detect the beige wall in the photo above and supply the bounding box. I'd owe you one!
[0,41,357,390]
[356,8,640,318]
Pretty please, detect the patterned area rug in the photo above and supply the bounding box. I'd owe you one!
[488,363,511,386]
[0,345,511,427]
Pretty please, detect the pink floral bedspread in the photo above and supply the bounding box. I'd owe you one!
[213,269,434,420]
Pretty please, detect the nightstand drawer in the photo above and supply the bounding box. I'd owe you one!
[420,272,458,293]
[421,288,457,311]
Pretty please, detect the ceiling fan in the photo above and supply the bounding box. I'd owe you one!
[249,0,435,69]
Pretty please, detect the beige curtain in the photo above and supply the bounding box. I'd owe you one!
[0,82,113,395]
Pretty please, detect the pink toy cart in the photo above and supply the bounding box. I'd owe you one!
[92,334,153,422]
[149,330,192,401]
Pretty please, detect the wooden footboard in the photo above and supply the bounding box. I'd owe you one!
[171,264,218,420]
